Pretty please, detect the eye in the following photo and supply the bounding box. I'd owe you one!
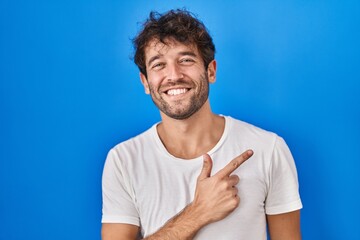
[151,62,165,70]
[179,58,195,65]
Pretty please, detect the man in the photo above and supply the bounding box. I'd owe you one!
[102,9,302,239]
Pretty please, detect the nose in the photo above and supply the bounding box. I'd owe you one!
[167,63,184,81]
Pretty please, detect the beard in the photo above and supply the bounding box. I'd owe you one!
[147,73,210,120]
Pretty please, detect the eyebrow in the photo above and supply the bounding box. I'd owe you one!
[179,51,197,58]
[147,55,162,67]
[147,51,198,67]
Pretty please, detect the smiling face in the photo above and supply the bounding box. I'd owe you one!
[140,38,216,120]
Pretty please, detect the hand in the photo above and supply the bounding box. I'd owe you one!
[191,150,253,225]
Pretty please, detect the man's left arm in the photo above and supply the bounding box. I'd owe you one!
[267,210,301,240]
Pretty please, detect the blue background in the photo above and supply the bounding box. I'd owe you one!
[1,1,359,239]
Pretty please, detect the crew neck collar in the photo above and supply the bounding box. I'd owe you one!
[151,115,231,162]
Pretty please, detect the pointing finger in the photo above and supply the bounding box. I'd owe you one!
[216,150,253,178]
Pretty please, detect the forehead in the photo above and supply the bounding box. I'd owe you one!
[144,38,199,62]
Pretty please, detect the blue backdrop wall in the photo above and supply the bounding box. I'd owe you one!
[1,1,359,239]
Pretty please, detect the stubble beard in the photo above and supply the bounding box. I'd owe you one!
[148,74,210,120]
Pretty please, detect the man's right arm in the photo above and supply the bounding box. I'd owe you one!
[102,150,253,240]
[102,223,140,240]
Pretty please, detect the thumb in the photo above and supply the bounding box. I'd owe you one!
[198,154,213,181]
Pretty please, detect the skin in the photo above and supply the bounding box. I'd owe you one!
[141,39,212,121]
[102,38,301,239]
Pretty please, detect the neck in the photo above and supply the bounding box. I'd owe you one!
[157,101,225,159]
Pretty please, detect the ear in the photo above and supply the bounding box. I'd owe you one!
[140,72,150,94]
[207,60,217,83]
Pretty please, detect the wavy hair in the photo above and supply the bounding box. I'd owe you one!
[132,9,216,77]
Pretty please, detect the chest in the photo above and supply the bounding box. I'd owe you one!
[127,151,268,238]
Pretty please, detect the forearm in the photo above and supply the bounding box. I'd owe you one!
[267,210,301,240]
[144,203,208,240]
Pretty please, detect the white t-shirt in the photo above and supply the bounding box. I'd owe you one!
[102,116,302,239]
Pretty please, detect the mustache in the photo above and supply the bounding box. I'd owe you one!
[159,79,194,90]
[164,79,189,86]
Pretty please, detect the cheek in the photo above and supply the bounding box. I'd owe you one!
[146,81,160,95]
[147,72,165,86]
[148,71,164,80]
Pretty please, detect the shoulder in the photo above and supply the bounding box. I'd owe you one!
[112,123,157,152]
[105,123,158,167]
[225,116,278,146]
[224,116,296,172]
[222,116,294,166]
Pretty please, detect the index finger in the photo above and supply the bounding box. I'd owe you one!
[215,149,253,178]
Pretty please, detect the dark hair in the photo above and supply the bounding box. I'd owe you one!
[132,9,216,77]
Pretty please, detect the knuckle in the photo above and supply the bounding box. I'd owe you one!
[234,178,240,185]
[230,198,240,208]
[226,191,234,198]
[222,180,230,188]
[220,181,228,190]
[232,160,238,168]
[230,174,240,182]
[228,180,236,189]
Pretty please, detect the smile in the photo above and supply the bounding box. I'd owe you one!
[166,88,189,96]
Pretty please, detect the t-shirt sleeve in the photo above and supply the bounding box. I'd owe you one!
[101,148,140,226]
[265,136,303,215]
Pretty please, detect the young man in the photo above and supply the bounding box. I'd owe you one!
[102,9,302,239]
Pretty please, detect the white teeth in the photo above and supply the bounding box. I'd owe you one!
[167,88,187,96]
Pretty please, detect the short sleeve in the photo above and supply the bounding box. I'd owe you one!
[265,136,303,215]
[101,148,140,226]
